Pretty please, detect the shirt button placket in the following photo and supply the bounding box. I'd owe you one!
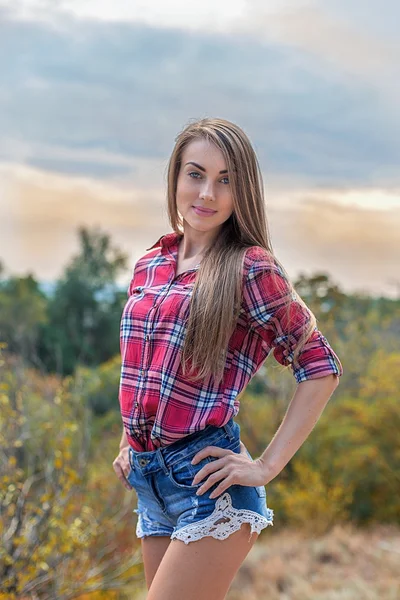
[137,282,168,408]
[137,313,154,407]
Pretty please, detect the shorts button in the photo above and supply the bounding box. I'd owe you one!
[139,458,148,467]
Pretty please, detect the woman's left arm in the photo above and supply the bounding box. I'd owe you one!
[257,373,339,485]
[192,252,343,496]
[192,374,340,496]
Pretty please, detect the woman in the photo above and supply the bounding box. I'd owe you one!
[113,117,343,600]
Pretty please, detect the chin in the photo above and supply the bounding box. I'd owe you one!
[187,222,213,233]
[181,217,213,232]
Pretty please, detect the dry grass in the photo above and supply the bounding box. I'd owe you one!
[132,524,400,599]
[227,523,400,600]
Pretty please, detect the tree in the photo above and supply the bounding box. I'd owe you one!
[0,273,48,367]
[39,226,128,375]
[0,346,143,599]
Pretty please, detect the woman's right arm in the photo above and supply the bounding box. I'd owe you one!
[113,426,133,490]
[119,425,130,450]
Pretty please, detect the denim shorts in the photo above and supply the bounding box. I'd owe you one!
[127,418,274,544]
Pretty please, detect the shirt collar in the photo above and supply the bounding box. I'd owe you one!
[146,231,182,252]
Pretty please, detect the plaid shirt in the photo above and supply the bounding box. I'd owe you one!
[119,231,343,451]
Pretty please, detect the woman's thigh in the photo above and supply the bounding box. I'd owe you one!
[146,523,258,600]
[141,536,171,589]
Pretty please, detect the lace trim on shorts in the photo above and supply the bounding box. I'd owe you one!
[170,492,274,545]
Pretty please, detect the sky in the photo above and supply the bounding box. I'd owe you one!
[0,0,399,297]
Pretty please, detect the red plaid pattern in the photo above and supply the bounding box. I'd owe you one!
[119,232,343,451]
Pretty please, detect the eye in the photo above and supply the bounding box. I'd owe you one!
[188,171,201,179]
[220,177,229,185]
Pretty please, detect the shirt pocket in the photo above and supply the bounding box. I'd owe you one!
[169,283,194,320]
[121,285,153,330]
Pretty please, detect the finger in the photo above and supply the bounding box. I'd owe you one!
[114,462,133,490]
[239,441,248,455]
[191,446,234,465]
[209,477,234,499]
[113,461,125,479]
[192,456,228,485]
[195,466,231,496]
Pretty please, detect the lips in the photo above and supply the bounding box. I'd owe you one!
[192,206,217,215]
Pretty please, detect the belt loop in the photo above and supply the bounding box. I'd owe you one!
[157,449,169,475]
[223,418,235,441]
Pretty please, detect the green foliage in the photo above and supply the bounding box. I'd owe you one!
[274,459,355,534]
[1,227,400,557]
[0,346,142,600]
[242,352,400,532]
[0,275,48,366]
[39,226,128,375]
[0,226,129,376]
[73,355,122,415]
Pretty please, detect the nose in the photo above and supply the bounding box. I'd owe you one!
[200,182,215,202]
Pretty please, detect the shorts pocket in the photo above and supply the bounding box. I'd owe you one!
[126,450,140,488]
[167,433,242,490]
[126,461,148,494]
[126,458,135,485]
[168,456,214,490]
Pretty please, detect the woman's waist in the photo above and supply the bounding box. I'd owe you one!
[128,417,240,471]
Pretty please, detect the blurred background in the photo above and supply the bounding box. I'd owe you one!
[1,1,399,599]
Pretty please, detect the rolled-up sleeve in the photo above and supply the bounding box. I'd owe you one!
[243,251,343,384]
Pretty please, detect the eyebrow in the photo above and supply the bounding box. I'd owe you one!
[184,161,228,174]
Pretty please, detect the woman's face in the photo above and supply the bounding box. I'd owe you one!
[176,138,234,237]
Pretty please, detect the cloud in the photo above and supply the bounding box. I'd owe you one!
[239,1,399,80]
[0,163,169,280]
[1,163,398,297]
[269,193,400,297]
[0,0,245,29]
[1,10,399,189]
[0,1,398,296]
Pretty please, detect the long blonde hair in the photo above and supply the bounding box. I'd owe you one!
[166,117,316,384]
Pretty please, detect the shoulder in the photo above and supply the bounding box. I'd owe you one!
[242,247,296,308]
[243,245,273,265]
[242,245,284,280]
